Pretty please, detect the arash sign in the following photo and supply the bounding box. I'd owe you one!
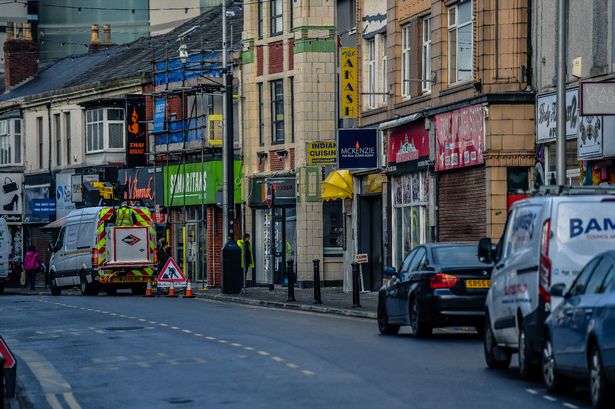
[118,167,164,207]
[435,105,484,171]
[337,129,378,169]
[387,121,429,169]
[126,95,148,167]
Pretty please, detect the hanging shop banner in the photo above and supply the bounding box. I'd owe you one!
[578,116,603,159]
[536,88,579,142]
[387,121,430,168]
[580,82,615,115]
[24,185,53,224]
[154,98,166,133]
[248,177,296,207]
[126,95,148,167]
[337,128,378,169]
[164,160,242,207]
[435,104,484,171]
[0,173,23,224]
[118,167,164,207]
[340,47,358,119]
[55,172,76,218]
[307,141,337,165]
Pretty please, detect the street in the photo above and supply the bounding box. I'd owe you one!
[1,293,593,409]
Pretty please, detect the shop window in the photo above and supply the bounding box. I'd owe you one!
[507,167,529,193]
[323,200,344,254]
[544,140,580,185]
[448,0,473,84]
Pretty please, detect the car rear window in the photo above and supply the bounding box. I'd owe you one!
[432,246,488,266]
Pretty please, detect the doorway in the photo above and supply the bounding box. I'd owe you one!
[358,194,383,291]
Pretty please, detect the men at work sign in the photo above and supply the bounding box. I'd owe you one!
[126,95,147,166]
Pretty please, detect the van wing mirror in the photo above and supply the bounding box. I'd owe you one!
[478,238,494,263]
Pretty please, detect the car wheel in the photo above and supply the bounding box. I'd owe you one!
[50,275,61,296]
[484,315,511,369]
[590,345,615,409]
[410,296,432,338]
[518,323,540,380]
[377,300,400,335]
[543,336,572,393]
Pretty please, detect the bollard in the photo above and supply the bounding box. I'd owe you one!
[352,262,361,308]
[313,259,322,304]
[286,260,295,302]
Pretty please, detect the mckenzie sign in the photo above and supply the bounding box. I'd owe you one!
[337,129,378,169]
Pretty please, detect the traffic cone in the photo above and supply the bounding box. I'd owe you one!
[167,281,178,298]
[143,281,154,298]
[183,280,195,298]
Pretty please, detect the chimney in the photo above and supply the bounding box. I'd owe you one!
[88,24,101,53]
[3,21,39,90]
[102,24,111,44]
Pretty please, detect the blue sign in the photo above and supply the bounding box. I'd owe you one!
[337,129,378,169]
[32,199,56,215]
[154,98,166,133]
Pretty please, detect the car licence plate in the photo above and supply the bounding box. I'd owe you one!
[465,279,490,289]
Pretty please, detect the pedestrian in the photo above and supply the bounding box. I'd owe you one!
[24,245,41,291]
[157,238,170,271]
[237,233,254,289]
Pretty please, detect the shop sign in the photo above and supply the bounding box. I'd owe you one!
[126,95,148,167]
[578,116,603,159]
[154,98,166,133]
[387,121,429,165]
[580,82,615,115]
[248,177,296,207]
[435,105,484,171]
[119,167,164,207]
[536,88,579,142]
[307,141,336,165]
[71,174,99,203]
[340,48,358,119]
[0,173,23,224]
[338,129,378,169]
[24,185,53,224]
[55,172,76,218]
[164,160,242,207]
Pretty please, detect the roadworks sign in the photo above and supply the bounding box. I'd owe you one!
[156,257,187,288]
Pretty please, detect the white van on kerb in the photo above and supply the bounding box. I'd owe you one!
[0,218,10,294]
[478,194,615,378]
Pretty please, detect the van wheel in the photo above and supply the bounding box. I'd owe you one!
[80,273,93,295]
[50,275,61,296]
[484,315,511,369]
[519,324,540,379]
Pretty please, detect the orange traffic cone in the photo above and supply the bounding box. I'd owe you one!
[183,280,195,298]
[167,282,178,298]
[143,281,154,297]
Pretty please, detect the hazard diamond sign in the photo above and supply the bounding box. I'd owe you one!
[156,257,187,288]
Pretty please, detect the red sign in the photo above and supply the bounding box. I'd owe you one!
[156,257,187,288]
[0,336,16,368]
[435,104,485,171]
[265,184,273,208]
[387,121,430,165]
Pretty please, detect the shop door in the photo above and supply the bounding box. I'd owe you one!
[358,195,383,291]
[254,207,296,286]
[185,223,206,286]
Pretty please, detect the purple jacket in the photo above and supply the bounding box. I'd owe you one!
[24,251,40,271]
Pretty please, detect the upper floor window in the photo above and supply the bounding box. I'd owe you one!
[271,79,285,143]
[86,108,125,153]
[367,38,376,108]
[401,25,411,98]
[448,0,473,84]
[382,35,388,104]
[0,119,21,166]
[258,0,264,39]
[270,0,283,36]
[422,17,432,93]
[258,82,265,146]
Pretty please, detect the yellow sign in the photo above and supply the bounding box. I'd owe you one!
[340,47,358,119]
[307,141,337,165]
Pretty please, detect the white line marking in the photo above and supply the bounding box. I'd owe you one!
[563,403,578,409]
[301,370,315,376]
[231,343,242,347]
[526,389,538,395]
[109,313,117,316]
[138,318,147,322]
[286,363,298,368]
[128,316,136,319]
[194,333,204,337]
[171,326,180,330]
[46,394,63,409]
[148,321,157,324]
[243,346,254,351]
[119,314,127,318]
[159,323,168,327]
[218,340,228,344]
[63,392,83,409]
[206,336,216,340]
[182,329,192,334]
[257,351,270,356]
[136,362,152,368]
[544,395,557,402]
[101,311,109,314]
[271,356,284,362]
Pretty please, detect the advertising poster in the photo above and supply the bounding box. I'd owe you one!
[0,173,23,224]
[55,172,76,218]
[578,115,603,159]
[435,105,484,171]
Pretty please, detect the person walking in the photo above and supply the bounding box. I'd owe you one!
[237,234,254,290]
[24,245,41,291]
[157,238,170,271]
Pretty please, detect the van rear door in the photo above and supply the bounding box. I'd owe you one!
[106,226,151,266]
[553,199,615,292]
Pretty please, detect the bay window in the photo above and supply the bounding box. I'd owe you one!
[86,108,125,153]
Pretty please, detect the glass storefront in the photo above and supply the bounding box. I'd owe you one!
[254,207,296,285]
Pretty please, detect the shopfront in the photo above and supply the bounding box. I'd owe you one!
[0,172,24,271]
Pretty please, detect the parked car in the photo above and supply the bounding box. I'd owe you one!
[543,251,615,409]
[479,194,615,379]
[378,243,493,337]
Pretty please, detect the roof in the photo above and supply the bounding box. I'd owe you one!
[0,3,243,103]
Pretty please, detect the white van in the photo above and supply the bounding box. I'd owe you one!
[0,218,10,294]
[49,206,156,296]
[478,193,615,378]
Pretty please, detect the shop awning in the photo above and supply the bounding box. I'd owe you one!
[41,216,67,231]
[321,169,354,201]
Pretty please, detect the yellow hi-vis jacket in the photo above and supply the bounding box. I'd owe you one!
[237,239,255,269]
[116,207,134,226]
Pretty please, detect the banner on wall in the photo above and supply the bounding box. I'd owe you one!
[126,95,148,167]
[435,105,485,171]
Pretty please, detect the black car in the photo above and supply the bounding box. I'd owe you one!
[378,243,493,337]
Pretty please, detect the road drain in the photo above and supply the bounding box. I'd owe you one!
[103,326,144,331]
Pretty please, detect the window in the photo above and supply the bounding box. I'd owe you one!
[408,247,427,271]
[401,249,416,273]
[289,0,293,31]
[270,0,283,36]
[290,76,295,142]
[258,83,264,146]
[367,38,376,108]
[258,0,264,39]
[401,25,411,97]
[0,119,20,165]
[422,17,432,92]
[65,224,79,251]
[585,258,613,295]
[270,79,284,143]
[54,114,61,166]
[323,200,343,253]
[64,112,71,165]
[448,1,473,83]
[37,116,43,168]
[86,108,125,153]
[382,35,388,104]
[569,257,601,296]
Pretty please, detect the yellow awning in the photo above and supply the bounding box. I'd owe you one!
[321,169,354,201]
